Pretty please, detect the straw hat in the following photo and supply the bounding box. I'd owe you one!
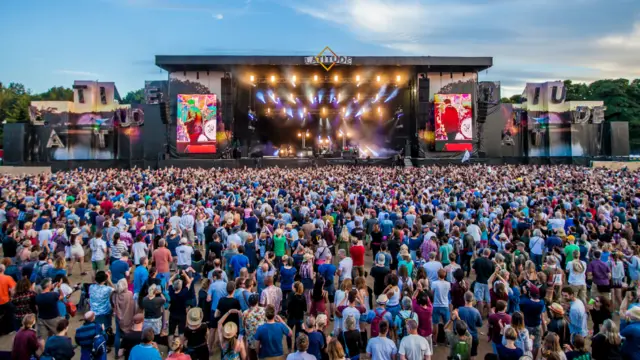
[180,238,188,245]
[70,227,81,235]
[626,306,640,322]
[223,322,238,339]
[549,303,564,316]
[187,308,203,327]
[376,294,389,305]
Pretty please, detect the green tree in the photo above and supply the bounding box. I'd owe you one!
[32,86,74,101]
[500,97,512,104]
[564,80,590,101]
[0,82,31,123]
[509,94,524,104]
[121,88,145,104]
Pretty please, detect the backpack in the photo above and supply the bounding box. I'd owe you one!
[399,311,414,340]
[91,333,107,360]
[30,261,46,284]
[370,309,388,337]
[452,337,470,360]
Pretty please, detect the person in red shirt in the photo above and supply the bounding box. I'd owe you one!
[349,239,365,278]
[100,196,113,215]
[441,99,460,140]
[488,300,512,353]
[152,239,173,287]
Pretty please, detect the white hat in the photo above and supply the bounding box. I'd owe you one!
[170,229,177,235]
[180,238,188,245]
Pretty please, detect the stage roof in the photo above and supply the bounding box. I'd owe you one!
[155,55,493,73]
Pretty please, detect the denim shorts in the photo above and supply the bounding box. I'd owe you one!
[474,282,491,303]
[432,306,450,324]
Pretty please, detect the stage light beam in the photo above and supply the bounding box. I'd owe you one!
[396,75,402,82]
[270,75,276,83]
[314,75,318,82]
[334,75,339,82]
[250,75,255,82]
[377,75,381,82]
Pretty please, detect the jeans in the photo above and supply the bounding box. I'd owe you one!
[157,272,171,288]
[95,314,112,331]
[114,319,122,356]
[287,318,303,348]
[531,253,543,271]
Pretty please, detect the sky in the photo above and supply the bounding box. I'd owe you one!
[0,0,638,97]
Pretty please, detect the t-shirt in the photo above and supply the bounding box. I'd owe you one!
[0,274,16,305]
[458,306,483,337]
[350,245,365,267]
[35,291,60,320]
[176,245,194,266]
[398,334,432,360]
[216,297,241,328]
[519,297,545,327]
[129,344,162,360]
[564,244,580,264]
[230,254,249,278]
[339,257,353,281]
[169,287,191,318]
[280,266,297,291]
[370,266,390,295]
[317,263,337,286]
[306,331,325,360]
[473,257,495,284]
[245,217,258,233]
[142,296,165,318]
[152,248,173,273]
[132,242,148,265]
[432,280,451,307]
[110,260,129,284]
[488,312,511,344]
[496,343,524,360]
[255,322,290,358]
[133,266,149,294]
[273,235,286,257]
[366,336,397,360]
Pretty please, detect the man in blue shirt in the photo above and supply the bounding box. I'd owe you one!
[561,286,587,338]
[109,251,130,284]
[366,320,397,360]
[254,305,293,359]
[457,291,483,358]
[129,328,162,360]
[230,246,250,277]
[318,255,337,311]
[381,214,394,237]
[207,270,228,315]
[133,257,149,298]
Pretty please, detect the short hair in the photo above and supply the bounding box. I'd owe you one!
[338,249,346,257]
[437,268,446,279]
[95,271,107,284]
[504,327,517,341]
[464,291,474,304]
[455,319,468,336]
[562,286,574,296]
[593,250,602,259]
[401,296,412,310]
[226,281,236,295]
[265,304,276,320]
[406,319,418,332]
[296,333,309,352]
[173,279,183,292]
[139,256,148,264]
[378,320,389,335]
[40,278,52,289]
[495,300,507,312]
[142,327,155,343]
[56,318,69,333]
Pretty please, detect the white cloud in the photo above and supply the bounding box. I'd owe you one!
[284,0,640,96]
[214,13,224,20]
[55,70,101,78]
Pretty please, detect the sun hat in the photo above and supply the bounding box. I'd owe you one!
[70,227,81,235]
[223,322,238,339]
[549,303,564,316]
[180,238,188,244]
[187,307,203,327]
[377,294,389,305]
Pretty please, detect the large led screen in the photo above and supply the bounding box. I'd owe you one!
[434,94,473,151]
[177,94,217,153]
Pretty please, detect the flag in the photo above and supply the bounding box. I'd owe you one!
[461,150,471,163]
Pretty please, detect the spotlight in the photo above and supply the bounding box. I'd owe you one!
[250,75,255,82]
[376,75,381,82]
[314,75,318,82]
[292,75,297,83]
[339,133,343,138]
[298,132,302,137]
[347,132,352,137]
[334,75,339,82]
[357,93,360,100]
[322,107,326,115]
[342,107,345,114]
[270,75,276,83]
[267,108,271,114]
[396,75,401,82]
[306,132,310,138]
[355,75,360,82]
[283,108,287,115]
[303,107,307,114]
[377,106,381,113]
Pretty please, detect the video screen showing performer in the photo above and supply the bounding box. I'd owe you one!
[434,93,473,151]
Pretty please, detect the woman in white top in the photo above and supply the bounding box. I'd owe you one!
[565,249,587,305]
[68,227,86,276]
[333,279,352,334]
[610,252,625,309]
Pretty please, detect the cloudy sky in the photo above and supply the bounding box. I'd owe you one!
[0,0,638,96]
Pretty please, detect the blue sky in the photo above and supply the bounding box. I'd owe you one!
[0,0,638,97]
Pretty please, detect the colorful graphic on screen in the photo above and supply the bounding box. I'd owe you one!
[434,94,473,151]
[177,94,217,153]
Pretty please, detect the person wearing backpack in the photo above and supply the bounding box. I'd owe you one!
[398,319,432,360]
[444,313,471,360]
[75,311,107,360]
[393,297,418,343]
[365,294,394,338]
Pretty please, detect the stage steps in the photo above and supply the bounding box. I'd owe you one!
[404,158,414,168]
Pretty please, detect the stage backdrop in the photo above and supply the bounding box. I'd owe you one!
[168,71,232,156]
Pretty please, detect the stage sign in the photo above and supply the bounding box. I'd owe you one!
[177,94,217,154]
[305,46,353,71]
[434,94,473,152]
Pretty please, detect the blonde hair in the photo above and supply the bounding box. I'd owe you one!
[170,338,183,352]
[54,257,66,269]
[345,315,356,331]
[341,279,352,292]
[22,314,36,329]
[327,339,346,360]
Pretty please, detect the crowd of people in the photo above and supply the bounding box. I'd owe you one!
[0,165,639,360]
